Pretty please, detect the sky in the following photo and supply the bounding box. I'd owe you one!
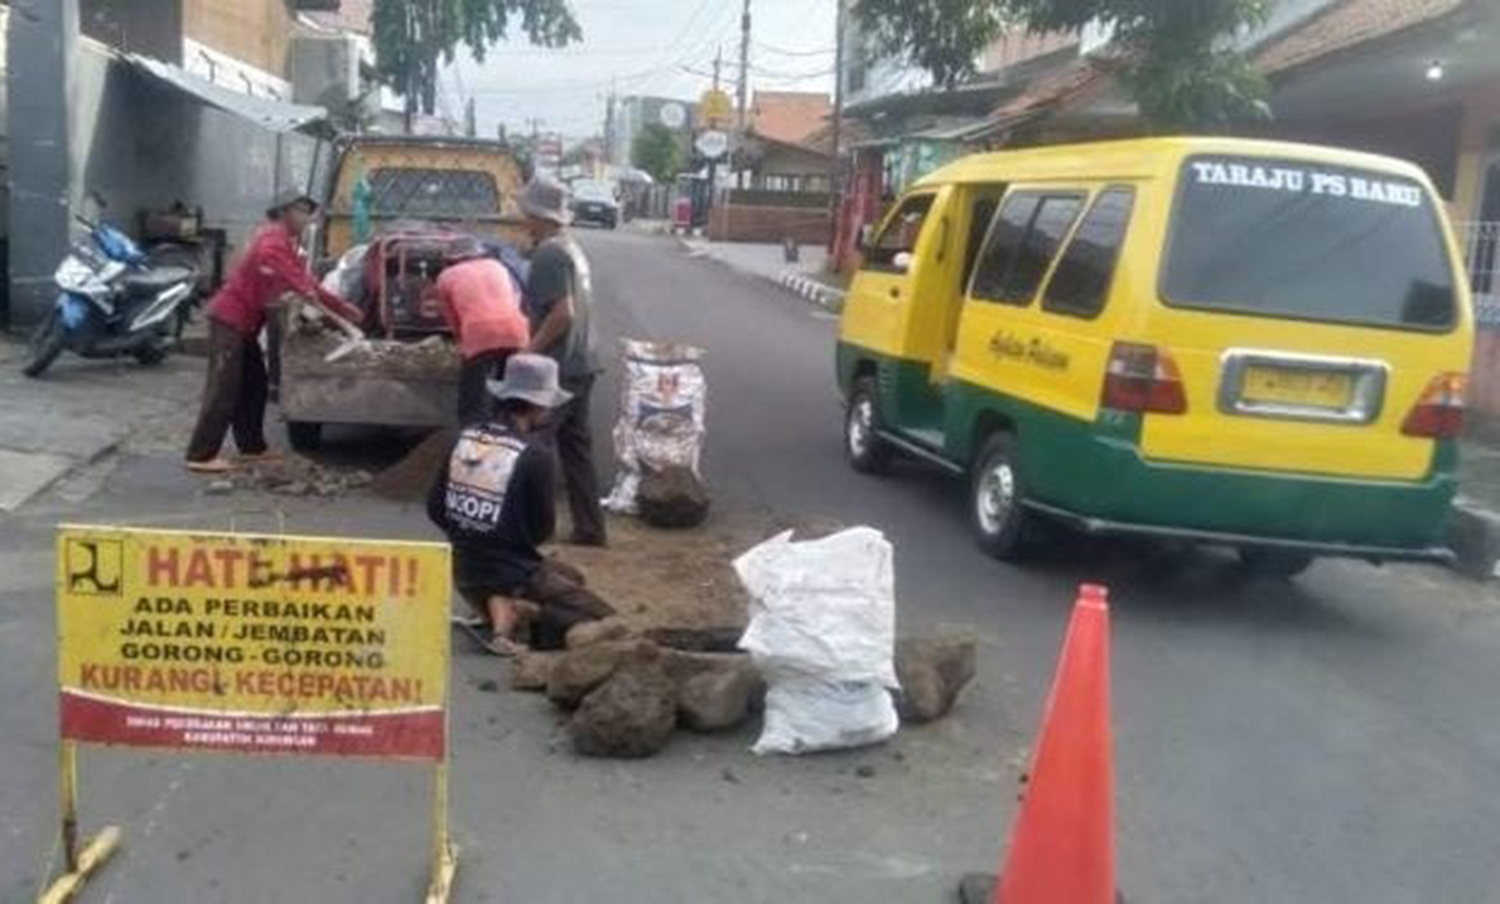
[439,0,839,142]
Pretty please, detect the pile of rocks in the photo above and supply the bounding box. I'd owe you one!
[509,620,977,758]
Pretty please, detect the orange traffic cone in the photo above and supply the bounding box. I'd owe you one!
[995,583,1114,904]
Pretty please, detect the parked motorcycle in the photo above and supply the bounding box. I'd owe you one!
[22,208,200,378]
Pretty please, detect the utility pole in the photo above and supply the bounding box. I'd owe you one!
[604,81,617,166]
[829,0,846,259]
[707,46,723,212]
[8,0,79,325]
[736,0,751,188]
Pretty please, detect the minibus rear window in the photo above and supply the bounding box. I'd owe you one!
[1162,156,1456,330]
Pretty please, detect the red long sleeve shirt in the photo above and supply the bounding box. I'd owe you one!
[207,222,363,335]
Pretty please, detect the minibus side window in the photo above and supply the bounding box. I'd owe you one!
[970,192,1084,305]
[961,196,1002,289]
[1043,187,1135,320]
[969,193,1040,303]
[864,194,935,273]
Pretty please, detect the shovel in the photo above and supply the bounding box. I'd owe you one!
[319,309,372,363]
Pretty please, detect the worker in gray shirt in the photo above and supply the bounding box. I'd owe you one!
[519,176,608,546]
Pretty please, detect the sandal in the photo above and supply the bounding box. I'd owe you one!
[238,450,285,464]
[481,635,529,658]
[185,457,235,474]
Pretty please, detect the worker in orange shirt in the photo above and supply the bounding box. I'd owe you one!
[432,237,531,425]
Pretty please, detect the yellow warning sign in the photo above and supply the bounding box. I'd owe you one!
[56,526,451,761]
[698,88,734,126]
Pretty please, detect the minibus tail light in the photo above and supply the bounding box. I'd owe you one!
[1402,372,1466,439]
[1102,342,1187,414]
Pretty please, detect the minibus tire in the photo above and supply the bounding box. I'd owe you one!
[845,377,893,474]
[287,421,324,452]
[970,433,1029,560]
[1237,547,1315,579]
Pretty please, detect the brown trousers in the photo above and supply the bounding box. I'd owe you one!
[186,319,269,462]
[464,560,615,651]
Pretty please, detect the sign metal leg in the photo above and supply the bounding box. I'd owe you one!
[39,741,122,904]
[424,760,458,903]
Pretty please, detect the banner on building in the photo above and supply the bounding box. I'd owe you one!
[56,526,451,761]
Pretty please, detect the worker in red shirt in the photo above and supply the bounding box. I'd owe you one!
[431,237,531,425]
[184,190,365,473]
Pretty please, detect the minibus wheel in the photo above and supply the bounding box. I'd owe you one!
[845,377,893,474]
[971,432,1029,560]
[1237,547,1315,579]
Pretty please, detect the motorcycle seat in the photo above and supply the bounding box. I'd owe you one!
[120,266,194,295]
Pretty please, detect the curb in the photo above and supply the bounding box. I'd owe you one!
[778,271,846,313]
[676,238,846,313]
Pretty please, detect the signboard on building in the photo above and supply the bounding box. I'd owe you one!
[56,526,451,761]
[659,102,688,130]
[698,89,733,127]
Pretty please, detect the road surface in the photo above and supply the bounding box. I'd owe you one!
[587,228,1500,904]
[1,228,1497,903]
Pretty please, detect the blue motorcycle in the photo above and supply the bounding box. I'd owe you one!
[23,209,200,377]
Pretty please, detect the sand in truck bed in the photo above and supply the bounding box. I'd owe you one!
[281,322,461,380]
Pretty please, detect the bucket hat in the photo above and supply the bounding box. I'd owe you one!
[266,188,318,219]
[486,353,573,409]
[518,176,572,226]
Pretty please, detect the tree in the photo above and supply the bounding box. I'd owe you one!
[856,0,1010,90]
[372,0,581,120]
[1008,0,1273,129]
[632,124,684,183]
[855,0,1273,129]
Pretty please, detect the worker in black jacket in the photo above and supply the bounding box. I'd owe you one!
[427,354,614,654]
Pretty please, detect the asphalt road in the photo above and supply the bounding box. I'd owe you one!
[584,228,1500,903]
[2,228,1498,902]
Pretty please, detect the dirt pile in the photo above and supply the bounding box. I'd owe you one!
[231,457,373,498]
[370,428,457,501]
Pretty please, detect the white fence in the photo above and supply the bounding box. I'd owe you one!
[1460,221,1500,328]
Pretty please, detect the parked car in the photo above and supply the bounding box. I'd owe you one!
[837,137,1472,576]
[571,180,620,229]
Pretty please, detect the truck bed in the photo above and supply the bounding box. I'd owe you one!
[278,320,461,429]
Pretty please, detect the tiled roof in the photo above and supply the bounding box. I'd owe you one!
[1254,0,1467,74]
[987,58,1112,128]
[750,91,832,145]
[789,119,868,156]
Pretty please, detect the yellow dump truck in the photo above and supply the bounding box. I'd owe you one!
[276,136,528,450]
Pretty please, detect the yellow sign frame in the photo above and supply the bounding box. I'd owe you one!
[40,525,458,903]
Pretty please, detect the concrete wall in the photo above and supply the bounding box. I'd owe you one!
[73,43,324,257]
[80,0,184,62]
[1453,89,1500,222]
[183,0,295,77]
[708,203,831,244]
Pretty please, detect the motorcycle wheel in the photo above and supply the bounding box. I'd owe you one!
[22,310,67,378]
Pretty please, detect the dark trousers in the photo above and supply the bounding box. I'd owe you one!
[556,374,607,543]
[457,348,514,427]
[464,560,615,651]
[186,319,268,462]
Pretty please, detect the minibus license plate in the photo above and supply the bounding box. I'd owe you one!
[1241,366,1354,410]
